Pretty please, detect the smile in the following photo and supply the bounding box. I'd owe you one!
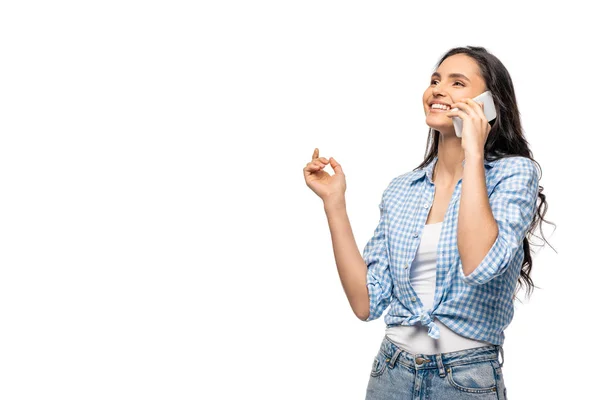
[430,103,451,111]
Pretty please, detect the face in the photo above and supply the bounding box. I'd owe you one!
[422,53,488,135]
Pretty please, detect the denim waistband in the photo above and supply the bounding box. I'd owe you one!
[379,334,504,378]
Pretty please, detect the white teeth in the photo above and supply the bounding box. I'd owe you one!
[431,103,450,110]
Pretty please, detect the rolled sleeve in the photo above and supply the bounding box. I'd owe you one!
[364,196,393,321]
[460,157,539,286]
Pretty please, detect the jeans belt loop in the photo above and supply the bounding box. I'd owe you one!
[389,348,401,368]
[436,354,446,378]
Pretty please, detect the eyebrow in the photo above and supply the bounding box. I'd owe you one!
[431,72,471,82]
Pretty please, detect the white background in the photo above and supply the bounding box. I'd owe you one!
[0,1,596,399]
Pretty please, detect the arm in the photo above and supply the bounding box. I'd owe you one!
[457,154,498,277]
[361,195,393,321]
[324,188,394,321]
[457,156,539,285]
[323,196,370,320]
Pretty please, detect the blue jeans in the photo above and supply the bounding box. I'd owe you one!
[366,335,507,400]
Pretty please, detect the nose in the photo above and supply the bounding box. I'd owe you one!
[432,83,444,96]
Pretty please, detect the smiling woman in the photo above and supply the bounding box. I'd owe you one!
[423,54,489,140]
[303,45,554,400]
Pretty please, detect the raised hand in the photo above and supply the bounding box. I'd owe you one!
[303,147,346,202]
[446,98,491,158]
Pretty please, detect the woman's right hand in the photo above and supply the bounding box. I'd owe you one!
[303,148,346,203]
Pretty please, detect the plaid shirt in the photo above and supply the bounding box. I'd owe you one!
[363,155,539,346]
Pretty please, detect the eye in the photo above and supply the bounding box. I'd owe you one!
[430,80,465,87]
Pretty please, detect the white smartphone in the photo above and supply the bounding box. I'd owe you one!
[452,90,497,137]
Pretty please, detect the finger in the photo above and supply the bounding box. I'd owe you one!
[446,109,468,120]
[304,163,321,180]
[464,98,486,121]
[305,159,325,170]
[329,157,344,175]
[312,159,327,168]
[303,162,324,177]
[450,100,474,116]
[312,148,319,160]
[308,156,329,165]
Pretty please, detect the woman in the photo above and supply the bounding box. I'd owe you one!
[303,46,552,399]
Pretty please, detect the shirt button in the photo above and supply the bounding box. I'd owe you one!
[413,231,419,238]
[403,263,409,269]
[411,296,417,302]
[423,203,430,209]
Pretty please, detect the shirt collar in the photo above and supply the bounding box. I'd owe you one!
[409,155,495,184]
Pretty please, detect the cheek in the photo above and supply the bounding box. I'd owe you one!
[422,89,433,106]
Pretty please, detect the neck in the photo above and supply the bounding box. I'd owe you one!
[433,136,465,186]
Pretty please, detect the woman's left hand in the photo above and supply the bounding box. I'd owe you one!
[446,98,491,158]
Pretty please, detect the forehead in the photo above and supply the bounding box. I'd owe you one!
[435,54,482,78]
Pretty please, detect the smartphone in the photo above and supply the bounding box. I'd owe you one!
[452,90,497,137]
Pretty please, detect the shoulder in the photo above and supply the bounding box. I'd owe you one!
[380,169,422,201]
[488,156,540,187]
[492,156,538,179]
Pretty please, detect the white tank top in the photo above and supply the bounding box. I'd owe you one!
[385,221,494,355]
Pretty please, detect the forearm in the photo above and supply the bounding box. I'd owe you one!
[323,197,370,320]
[457,154,499,276]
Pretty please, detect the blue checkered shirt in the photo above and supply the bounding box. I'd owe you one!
[363,155,539,346]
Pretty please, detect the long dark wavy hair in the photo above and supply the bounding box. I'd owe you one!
[416,46,556,300]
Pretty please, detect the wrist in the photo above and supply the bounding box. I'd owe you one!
[464,152,484,163]
[323,195,346,211]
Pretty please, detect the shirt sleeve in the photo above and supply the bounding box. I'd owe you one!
[363,194,394,321]
[459,157,539,286]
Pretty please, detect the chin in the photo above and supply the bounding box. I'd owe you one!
[425,124,454,136]
[425,118,452,133]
